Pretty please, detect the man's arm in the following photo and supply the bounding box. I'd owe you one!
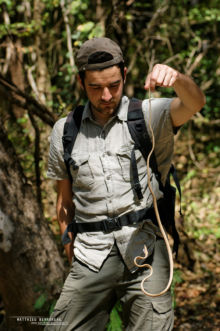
[144,64,206,127]
[57,179,75,264]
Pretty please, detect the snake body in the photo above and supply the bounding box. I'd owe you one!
[133,90,174,297]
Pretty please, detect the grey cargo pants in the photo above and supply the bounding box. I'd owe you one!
[45,239,174,331]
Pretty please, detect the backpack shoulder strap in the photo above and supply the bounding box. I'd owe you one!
[127,98,181,256]
[62,105,84,179]
[127,98,162,185]
[169,164,182,216]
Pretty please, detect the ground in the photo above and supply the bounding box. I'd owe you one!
[173,119,220,330]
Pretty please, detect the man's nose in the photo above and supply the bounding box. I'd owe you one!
[101,87,112,102]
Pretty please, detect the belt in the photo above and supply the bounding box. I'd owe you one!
[61,203,161,245]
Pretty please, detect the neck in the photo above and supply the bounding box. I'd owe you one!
[90,104,116,127]
[92,111,113,127]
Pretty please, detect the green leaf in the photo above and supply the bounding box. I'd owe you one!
[88,23,104,39]
[77,22,95,33]
[49,300,56,315]
[215,228,220,239]
[34,293,47,310]
[107,304,123,331]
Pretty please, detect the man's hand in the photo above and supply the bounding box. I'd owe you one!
[57,179,75,265]
[144,63,205,127]
[144,64,179,91]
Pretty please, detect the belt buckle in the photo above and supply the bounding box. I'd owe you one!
[103,217,122,233]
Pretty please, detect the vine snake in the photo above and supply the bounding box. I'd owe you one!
[133,88,174,297]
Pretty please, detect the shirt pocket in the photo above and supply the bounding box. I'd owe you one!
[117,148,151,184]
[135,149,150,180]
[70,154,94,188]
[116,148,132,182]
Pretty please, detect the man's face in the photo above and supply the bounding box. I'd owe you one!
[82,65,126,119]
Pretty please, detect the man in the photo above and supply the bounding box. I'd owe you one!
[46,37,205,330]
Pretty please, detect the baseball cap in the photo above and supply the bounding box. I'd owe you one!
[76,37,124,72]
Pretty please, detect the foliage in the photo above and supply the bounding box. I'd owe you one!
[0,0,219,115]
[34,293,47,310]
[173,122,220,328]
[175,122,220,242]
[0,0,219,194]
[171,269,183,309]
[107,301,123,331]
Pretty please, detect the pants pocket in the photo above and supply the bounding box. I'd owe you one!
[53,296,72,312]
[45,295,72,330]
[151,296,174,331]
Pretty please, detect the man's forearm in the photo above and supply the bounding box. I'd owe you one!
[144,64,206,127]
[171,73,206,126]
[57,204,75,264]
[56,179,75,264]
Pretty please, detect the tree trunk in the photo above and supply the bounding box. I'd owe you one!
[33,0,52,105]
[0,127,65,330]
[9,38,26,119]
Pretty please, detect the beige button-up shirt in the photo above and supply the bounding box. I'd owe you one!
[47,96,174,272]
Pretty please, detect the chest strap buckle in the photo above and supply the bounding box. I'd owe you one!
[102,217,122,233]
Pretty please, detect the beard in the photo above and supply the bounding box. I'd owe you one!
[89,91,123,117]
[90,99,120,115]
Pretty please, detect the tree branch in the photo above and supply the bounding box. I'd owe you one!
[2,5,13,75]
[26,65,41,101]
[127,0,170,73]
[60,0,75,85]
[0,73,57,127]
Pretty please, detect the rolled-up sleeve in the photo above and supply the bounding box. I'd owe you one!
[47,117,69,180]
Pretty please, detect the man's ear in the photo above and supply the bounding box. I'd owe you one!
[77,74,84,89]
[123,67,127,83]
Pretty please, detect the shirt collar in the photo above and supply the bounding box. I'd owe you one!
[82,96,129,122]
[82,101,92,121]
[116,96,129,121]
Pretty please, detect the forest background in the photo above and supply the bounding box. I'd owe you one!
[0,0,219,330]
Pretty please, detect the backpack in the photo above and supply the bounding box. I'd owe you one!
[62,98,181,256]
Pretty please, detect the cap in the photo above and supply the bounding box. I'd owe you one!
[76,37,124,72]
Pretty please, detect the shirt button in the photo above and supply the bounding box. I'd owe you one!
[106,175,111,180]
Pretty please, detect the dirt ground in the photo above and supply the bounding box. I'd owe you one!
[173,234,220,330]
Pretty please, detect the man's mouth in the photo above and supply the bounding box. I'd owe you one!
[100,102,114,106]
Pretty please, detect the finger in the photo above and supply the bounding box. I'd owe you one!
[156,68,166,86]
[144,73,151,90]
[149,65,160,90]
[145,75,156,91]
[168,71,178,87]
[144,74,156,91]
[145,64,160,89]
[163,71,173,87]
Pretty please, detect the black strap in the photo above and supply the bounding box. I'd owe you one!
[127,98,163,199]
[66,204,160,236]
[127,98,181,257]
[131,148,143,199]
[127,99,158,172]
[62,105,84,179]
[169,164,182,216]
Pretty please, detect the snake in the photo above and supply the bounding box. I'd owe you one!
[133,89,174,297]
